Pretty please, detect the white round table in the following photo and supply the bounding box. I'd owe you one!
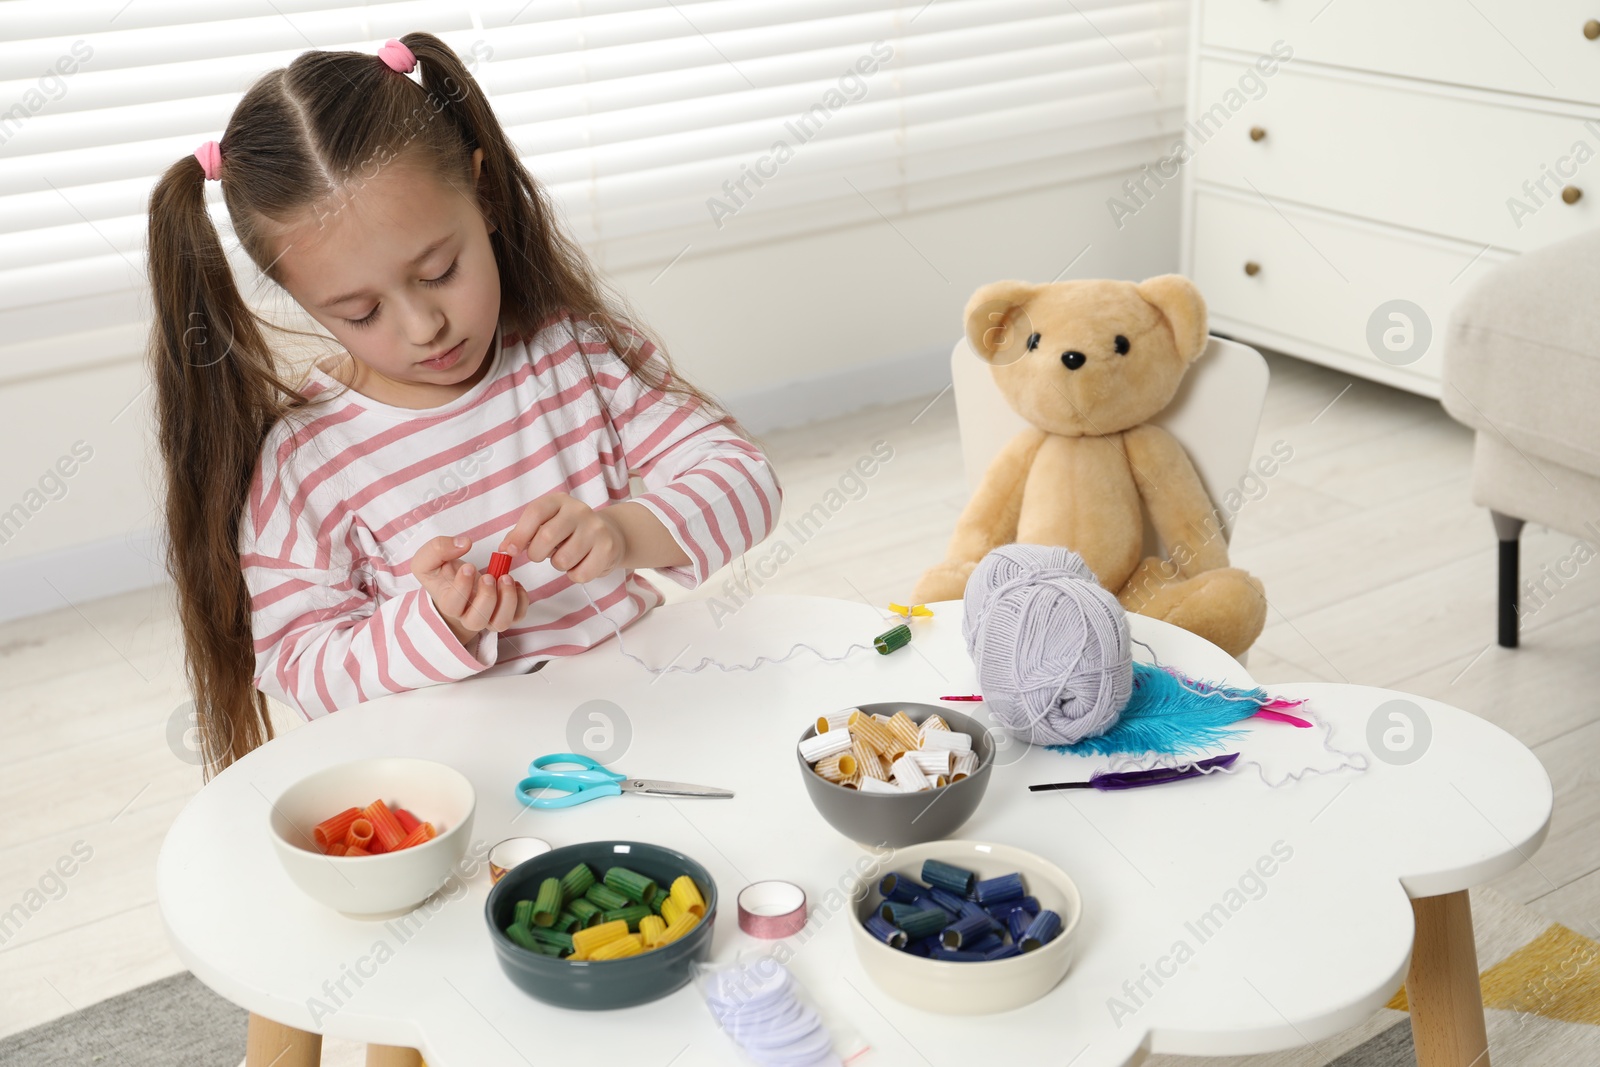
[157,595,1552,1067]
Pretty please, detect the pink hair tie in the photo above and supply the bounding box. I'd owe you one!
[194,140,222,181]
[377,38,416,73]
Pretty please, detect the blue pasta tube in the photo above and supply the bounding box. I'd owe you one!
[958,900,1003,934]
[1007,908,1035,942]
[879,872,928,904]
[931,947,986,962]
[920,858,976,896]
[880,901,930,926]
[984,943,1022,960]
[906,934,941,958]
[972,872,1025,906]
[966,932,1006,956]
[939,912,991,949]
[925,887,967,918]
[1020,909,1063,952]
[864,914,909,949]
[895,908,950,940]
[984,896,1039,923]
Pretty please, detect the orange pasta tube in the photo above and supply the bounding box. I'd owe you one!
[345,818,374,850]
[395,822,436,851]
[363,799,407,853]
[344,845,371,857]
[848,713,897,757]
[886,712,921,753]
[326,842,348,857]
[852,739,888,781]
[313,807,362,851]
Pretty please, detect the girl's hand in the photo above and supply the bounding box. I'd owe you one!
[501,492,627,584]
[411,534,529,648]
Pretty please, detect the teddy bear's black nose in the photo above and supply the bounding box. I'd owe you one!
[1061,351,1087,370]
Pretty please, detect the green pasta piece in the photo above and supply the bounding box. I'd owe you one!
[527,926,575,952]
[584,883,631,911]
[603,866,658,905]
[554,910,581,933]
[532,877,563,928]
[505,923,542,952]
[559,863,597,903]
[512,899,535,930]
[602,904,653,931]
[641,884,666,911]
[895,908,949,940]
[567,899,603,927]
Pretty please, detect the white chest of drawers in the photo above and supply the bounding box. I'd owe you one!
[1178,1,1600,396]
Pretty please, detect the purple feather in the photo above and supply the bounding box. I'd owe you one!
[1028,752,1239,792]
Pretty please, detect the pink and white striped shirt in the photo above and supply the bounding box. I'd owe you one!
[240,310,782,720]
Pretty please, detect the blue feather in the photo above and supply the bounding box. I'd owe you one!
[1048,661,1267,757]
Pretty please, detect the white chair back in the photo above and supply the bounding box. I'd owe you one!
[948,335,1270,555]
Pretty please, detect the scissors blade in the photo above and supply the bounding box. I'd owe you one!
[618,778,734,799]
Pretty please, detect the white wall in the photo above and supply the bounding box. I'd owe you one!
[0,166,1180,622]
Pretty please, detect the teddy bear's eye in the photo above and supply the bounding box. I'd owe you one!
[1026,332,1040,352]
[1114,334,1130,355]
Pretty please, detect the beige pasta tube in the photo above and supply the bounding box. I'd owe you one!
[816,710,854,734]
[886,712,922,753]
[852,738,888,781]
[918,714,949,738]
[908,749,952,777]
[814,752,858,783]
[858,777,899,794]
[920,730,972,754]
[891,754,932,791]
[848,714,897,757]
[799,730,852,763]
[951,750,978,780]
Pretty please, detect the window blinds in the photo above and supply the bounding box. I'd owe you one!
[0,0,1187,385]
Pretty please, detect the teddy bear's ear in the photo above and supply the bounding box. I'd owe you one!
[1135,274,1208,364]
[963,280,1040,363]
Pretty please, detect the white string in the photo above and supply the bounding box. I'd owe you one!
[1113,638,1370,787]
[578,583,872,675]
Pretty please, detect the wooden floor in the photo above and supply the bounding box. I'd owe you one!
[2,349,1596,1058]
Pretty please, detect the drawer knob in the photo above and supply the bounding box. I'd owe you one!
[1564,185,1584,204]
[1249,126,1267,142]
[1585,19,1600,39]
[1244,261,1262,277]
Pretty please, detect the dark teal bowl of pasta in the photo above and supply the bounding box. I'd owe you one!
[485,840,718,1010]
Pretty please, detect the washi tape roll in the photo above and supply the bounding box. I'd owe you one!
[737,880,807,939]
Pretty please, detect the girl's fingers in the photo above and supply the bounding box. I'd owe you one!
[488,576,520,631]
[513,581,530,622]
[528,506,580,563]
[549,526,592,573]
[410,534,471,578]
[460,572,499,630]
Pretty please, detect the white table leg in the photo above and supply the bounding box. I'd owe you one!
[246,1012,322,1067]
[1406,891,1491,1067]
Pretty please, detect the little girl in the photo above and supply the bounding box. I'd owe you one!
[145,33,782,777]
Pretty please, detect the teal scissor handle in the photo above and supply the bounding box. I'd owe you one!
[514,752,626,809]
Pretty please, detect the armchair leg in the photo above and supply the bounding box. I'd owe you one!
[1491,511,1524,649]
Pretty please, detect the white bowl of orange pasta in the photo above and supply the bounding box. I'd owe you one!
[267,757,477,918]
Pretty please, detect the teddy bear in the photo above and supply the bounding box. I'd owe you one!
[912,274,1268,658]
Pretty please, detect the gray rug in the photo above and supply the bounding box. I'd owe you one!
[0,972,245,1066]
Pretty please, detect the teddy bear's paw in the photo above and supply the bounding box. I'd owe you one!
[912,560,977,604]
[1137,567,1268,658]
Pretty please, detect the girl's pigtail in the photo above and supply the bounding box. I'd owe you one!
[145,152,295,778]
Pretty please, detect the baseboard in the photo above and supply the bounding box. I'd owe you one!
[720,341,952,435]
[0,345,954,623]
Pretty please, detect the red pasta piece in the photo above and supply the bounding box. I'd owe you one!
[344,845,371,857]
[326,842,348,857]
[346,817,374,850]
[394,822,437,851]
[363,799,407,853]
[394,808,421,835]
[313,806,362,851]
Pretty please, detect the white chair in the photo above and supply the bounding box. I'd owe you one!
[947,334,1270,665]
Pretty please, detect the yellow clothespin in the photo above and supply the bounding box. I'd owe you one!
[887,602,934,619]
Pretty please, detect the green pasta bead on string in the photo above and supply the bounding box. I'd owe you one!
[604,866,658,905]
[603,904,654,931]
[584,883,632,911]
[532,877,563,927]
[559,863,597,903]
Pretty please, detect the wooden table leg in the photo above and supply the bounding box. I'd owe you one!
[246,1012,322,1067]
[1406,891,1491,1067]
[366,1045,423,1067]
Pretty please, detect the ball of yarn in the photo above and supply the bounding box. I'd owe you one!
[962,543,1133,746]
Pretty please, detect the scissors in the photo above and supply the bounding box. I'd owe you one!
[514,752,735,809]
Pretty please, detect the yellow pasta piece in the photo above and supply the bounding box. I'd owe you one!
[661,896,685,926]
[852,739,888,781]
[588,933,644,960]
[918,714,949,737]
[814,752,857,783]
[671,875,706,918]
[659,910,699,944]
[886,712,921,753]
[848,713,897,757]
[571,919,630,955]
[639,915,667,947]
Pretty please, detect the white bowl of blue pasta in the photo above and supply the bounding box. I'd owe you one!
[850,839,1081,1014]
